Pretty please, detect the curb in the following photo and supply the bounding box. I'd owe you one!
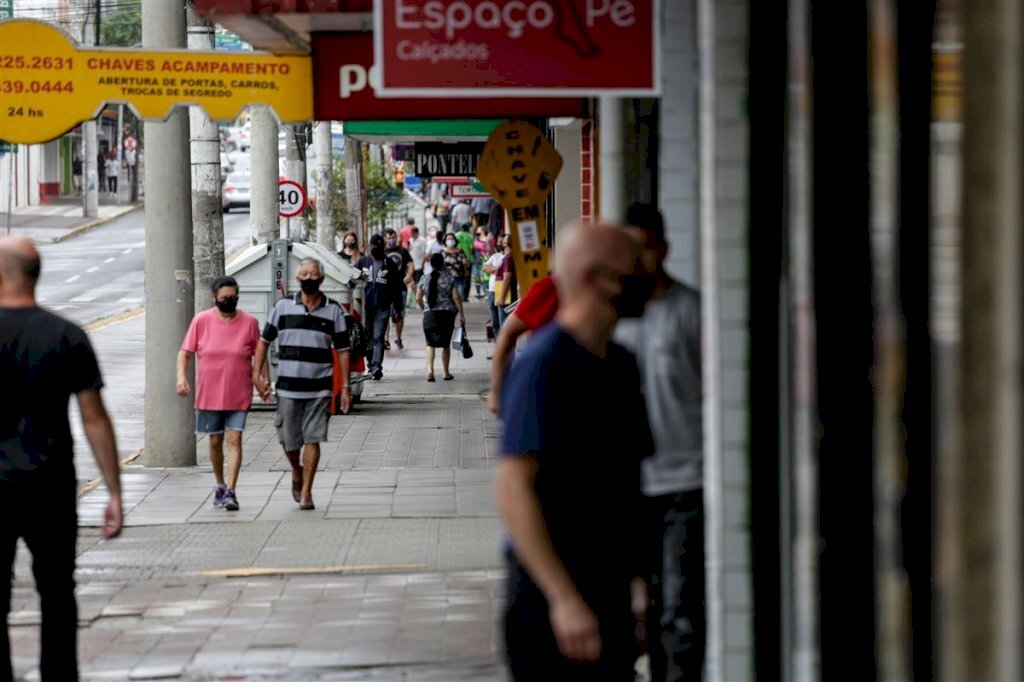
[50,204,143,244]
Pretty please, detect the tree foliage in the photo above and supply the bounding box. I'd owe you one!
[100,3,142,47]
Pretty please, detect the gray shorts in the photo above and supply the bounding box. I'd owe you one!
[274,395,330,451]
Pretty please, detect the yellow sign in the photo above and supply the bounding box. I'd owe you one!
[476,120,562,295]
[0,20,312,144]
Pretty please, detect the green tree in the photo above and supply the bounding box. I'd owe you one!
[312,151,404,241]
[100,2,142,47]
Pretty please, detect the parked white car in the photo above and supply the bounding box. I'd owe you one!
[222,172,251,213]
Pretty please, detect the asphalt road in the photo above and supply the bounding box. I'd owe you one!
[35,209,253,327]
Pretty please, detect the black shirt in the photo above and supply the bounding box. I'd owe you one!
[385,245,413,291]
[0,307,103,484]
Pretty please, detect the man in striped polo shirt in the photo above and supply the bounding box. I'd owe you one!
[253,258,351,510]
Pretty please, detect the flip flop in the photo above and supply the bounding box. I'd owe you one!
[299,497,315,510]
[443,374,454,381]
[427,374,435,382]
[291,470,302,503]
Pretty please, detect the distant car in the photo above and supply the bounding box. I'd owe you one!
[222,172,250,213]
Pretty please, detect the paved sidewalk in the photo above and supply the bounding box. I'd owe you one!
[10,298,512,681]
[3,195,141,243]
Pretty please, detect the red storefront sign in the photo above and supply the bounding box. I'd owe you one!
[194,0,374,14]
[373,0,660,97]
[312,33,588,120]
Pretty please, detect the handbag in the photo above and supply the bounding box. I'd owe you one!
[460,325,474,359]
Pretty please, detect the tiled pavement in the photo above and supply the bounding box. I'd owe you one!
[9,299,512,681]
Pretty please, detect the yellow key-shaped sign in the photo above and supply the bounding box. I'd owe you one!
[476,120,563,296]
[0,20,312,144]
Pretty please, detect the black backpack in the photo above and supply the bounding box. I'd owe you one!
[346,314,372,360]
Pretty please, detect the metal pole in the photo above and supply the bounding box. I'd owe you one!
[697,1,725,679]
[116,104,124,205]
[250,104,279,244]
[81,3,99,218]
[187,3,225,313]
[142,0,195,468]
[597,96,624,221]
[787,0,819,678]
[314,121,334,249]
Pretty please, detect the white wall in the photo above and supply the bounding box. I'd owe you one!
[661,1,753,679]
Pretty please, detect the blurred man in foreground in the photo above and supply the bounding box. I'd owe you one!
[497,222,656,679]
[0,236,123,681]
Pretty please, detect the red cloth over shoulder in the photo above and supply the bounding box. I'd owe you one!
[516,276,559,331]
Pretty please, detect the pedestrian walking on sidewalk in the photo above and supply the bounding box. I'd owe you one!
[496,222,656,679]
[176,275,262,512]
[72,154,83,195]
[104,152,120,195]
[383,227,414,350]
[615,204,705,682]
[253,258,351,510]
[416,252,465,382]
[0,236,123,682]
[355,234,401,381]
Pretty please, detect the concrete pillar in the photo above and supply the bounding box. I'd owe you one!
[187,4,224,312]
[953,1,1023,679]
[142,0,195,468]
[313,122,334,249]
[284,124,308,240]
[598,96,625,221]
[250,105,279,244]
[345,135,364,242]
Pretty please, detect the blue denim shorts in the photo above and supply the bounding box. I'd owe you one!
[195,409,248,434]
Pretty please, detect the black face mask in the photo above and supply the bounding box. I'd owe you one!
[612,274,656,318]
[300,278,323,295]
[215,297,238,314]
[344,242,357,249]
[370,246,385,259]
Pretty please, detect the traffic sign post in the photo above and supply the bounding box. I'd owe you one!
[278,179,306,239]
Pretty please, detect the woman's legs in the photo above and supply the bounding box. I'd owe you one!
[426,346,435,378]
[442,347,452,377]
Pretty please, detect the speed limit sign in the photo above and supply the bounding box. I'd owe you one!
[278,180,306,218]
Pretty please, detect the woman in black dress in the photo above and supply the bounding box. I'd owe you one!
[416,252,465,381]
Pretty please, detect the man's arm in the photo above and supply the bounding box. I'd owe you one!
[175,349,193,397]
[487,312,529,416]
[337,349,352,414]
[496,457,601,662]
[76,390,123,539]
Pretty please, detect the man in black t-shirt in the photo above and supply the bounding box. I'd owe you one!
[0,236,123,681]
[383,227,415,350]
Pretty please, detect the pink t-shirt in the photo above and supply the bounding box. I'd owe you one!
[181,308,261,411]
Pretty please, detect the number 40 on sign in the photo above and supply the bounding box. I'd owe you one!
[278,180,306,218]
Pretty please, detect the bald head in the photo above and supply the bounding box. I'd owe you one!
[0,236,41,293]
[554,221,640,302]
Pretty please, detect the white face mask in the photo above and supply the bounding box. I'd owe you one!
[446,240,457,247]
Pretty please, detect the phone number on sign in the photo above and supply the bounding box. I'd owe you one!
[0,55,75,70]
[1,80,74,94]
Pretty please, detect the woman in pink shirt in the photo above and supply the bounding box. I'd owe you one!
[176,276,262,511]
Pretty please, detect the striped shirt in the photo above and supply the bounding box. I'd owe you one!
[262,293,349,399]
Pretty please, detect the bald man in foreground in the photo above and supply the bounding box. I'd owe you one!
[496,222,656,680]
[0,236,123,681]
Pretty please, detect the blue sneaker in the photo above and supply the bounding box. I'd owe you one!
[224,489,239,511]
[213,485,227,508]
